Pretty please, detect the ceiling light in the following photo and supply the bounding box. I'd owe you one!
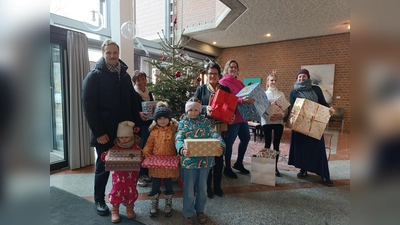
[213,41,217,44]
[266,33,271,37]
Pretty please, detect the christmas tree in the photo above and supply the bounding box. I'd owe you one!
[147,19,205,119]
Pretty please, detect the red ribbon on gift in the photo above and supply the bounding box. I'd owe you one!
[271,100,284,113]
[210,89,238,123]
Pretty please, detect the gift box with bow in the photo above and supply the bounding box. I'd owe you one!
[105,147,142,171]
[266,95,290,115]
[285,98,331,140]
[209,89,238,123]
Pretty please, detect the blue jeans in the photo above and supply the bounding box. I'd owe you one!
[181,168,210,218]
[225,122,250,168]
[94,144,113,202]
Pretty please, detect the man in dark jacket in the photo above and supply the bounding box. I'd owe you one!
[82,39,141,216]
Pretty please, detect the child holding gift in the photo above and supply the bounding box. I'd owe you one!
[100,121,140,223]
[175,97,226,225]
[142,102,179,217]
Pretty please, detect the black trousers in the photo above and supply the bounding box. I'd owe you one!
[262,124,284,151]
[94,144,113,203]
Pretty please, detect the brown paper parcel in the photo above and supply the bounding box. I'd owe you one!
[184,139,221,156]
[286,98,330,140]
[105,149,142,171]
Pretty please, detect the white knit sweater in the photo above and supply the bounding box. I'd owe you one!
[260,87,288,126]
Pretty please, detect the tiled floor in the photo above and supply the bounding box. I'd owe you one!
[50,130,350,225]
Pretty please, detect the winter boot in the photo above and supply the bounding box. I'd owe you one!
[111,204,120,223]
[126,203,136,219]
[149,193,160,217]
[275,153,281,177]
[164,194,173,217]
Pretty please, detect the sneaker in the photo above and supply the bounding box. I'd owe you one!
[223,168,238,179]
[297,170,307,178]
[138,176,147,187]
[232,163,250,174]
[95,201,109,216]
[197,212,207,224]
[184,217,194,225]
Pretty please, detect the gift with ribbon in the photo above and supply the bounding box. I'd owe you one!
[285,98,331,140]
[266,95,290,115]
[105,146,143,171]
[209,89,238,123]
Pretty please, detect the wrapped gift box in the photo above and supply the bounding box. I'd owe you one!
[286,98,331,140]
[253,148,277,159]
[210,89,238,123]
[141,101,158,120]
[105,148,142,171]
[266,95,290,115]
[236,82,270,121]
[141,155,180,169]
[184,139,221,156]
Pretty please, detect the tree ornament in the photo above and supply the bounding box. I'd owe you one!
[179,53,183,57]
[162,57,166,61]
[175,71,182,77]
[196,77,202,82]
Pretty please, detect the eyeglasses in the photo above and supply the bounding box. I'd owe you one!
[207,73,219,76]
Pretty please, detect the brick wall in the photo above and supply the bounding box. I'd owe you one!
[219,33,350,132]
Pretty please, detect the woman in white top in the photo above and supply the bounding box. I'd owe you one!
[260,74,288,177]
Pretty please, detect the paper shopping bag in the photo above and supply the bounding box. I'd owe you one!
[250,156,276,186]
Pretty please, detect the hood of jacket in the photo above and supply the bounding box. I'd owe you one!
[149,118,179,134]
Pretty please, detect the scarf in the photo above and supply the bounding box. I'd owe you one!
[134,85,150,101]
[117,139,135,149]
[293,79,318,102]
[207,83,221,103]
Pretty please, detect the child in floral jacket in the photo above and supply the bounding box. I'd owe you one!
[175,97,225,224]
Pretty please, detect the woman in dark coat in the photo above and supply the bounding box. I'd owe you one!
[288,69,335,186]
[194,62,232,198]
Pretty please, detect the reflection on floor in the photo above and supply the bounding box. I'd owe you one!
[51,130,350,225]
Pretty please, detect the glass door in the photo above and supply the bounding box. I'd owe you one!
[50,42,68,170]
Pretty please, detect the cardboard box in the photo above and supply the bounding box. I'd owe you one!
[236,82,270,121]
[286,98,331,140]
[141,155,180,169]
[184,139,221,156]
[141,101,158,120]
[209,89,238,123]
[266,95,290,115]
[105,148,142,171]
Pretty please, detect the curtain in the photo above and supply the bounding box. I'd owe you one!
[67,31,94,169]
